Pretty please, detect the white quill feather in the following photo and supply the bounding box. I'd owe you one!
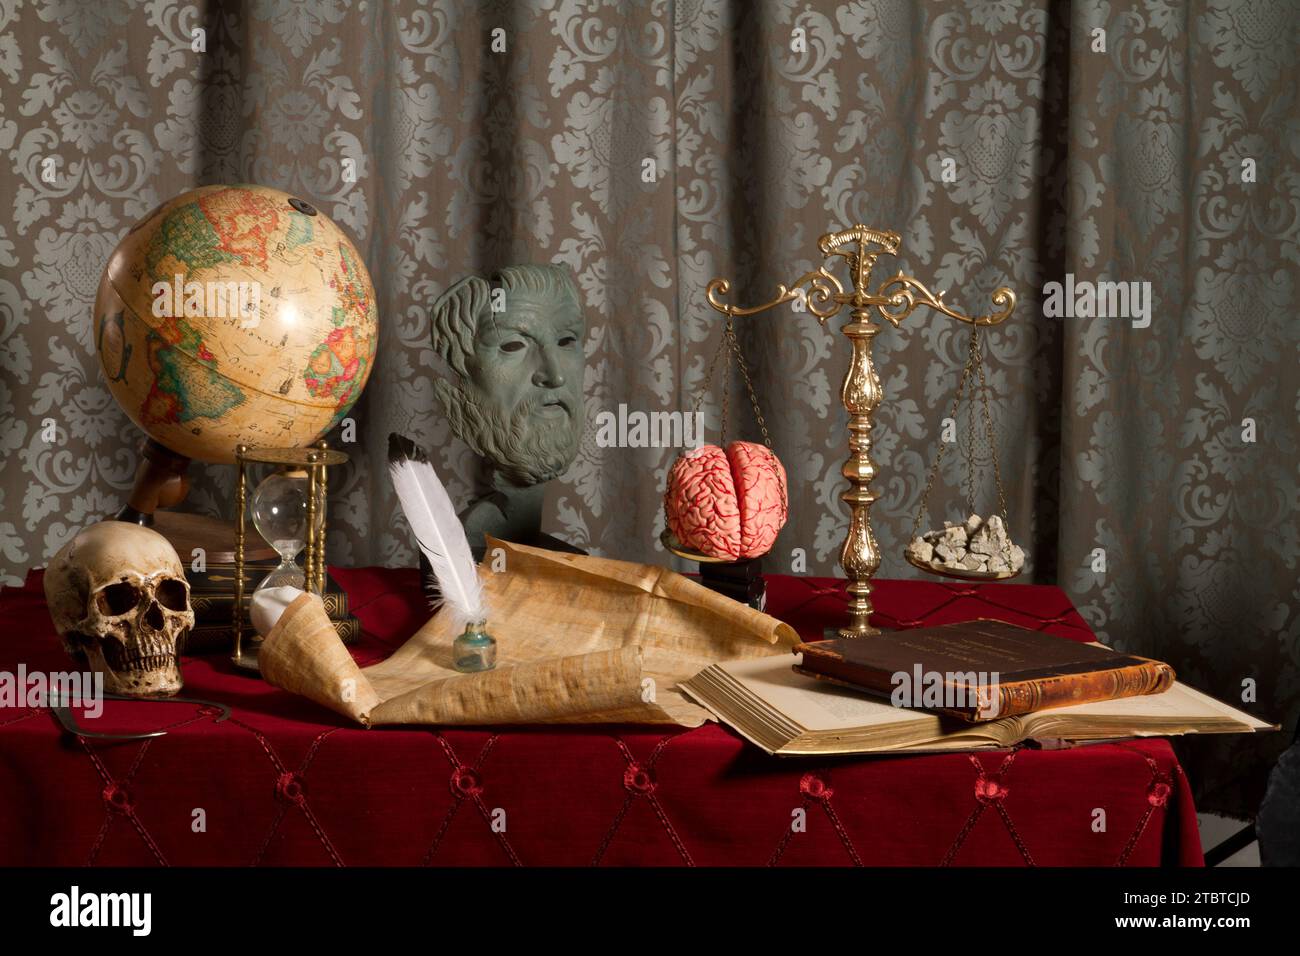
[388,435,486,628]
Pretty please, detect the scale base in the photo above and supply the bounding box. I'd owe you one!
[823,624,884,640]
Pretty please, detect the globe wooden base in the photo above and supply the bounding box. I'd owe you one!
[117,438,274,563]
[142,510,275,565]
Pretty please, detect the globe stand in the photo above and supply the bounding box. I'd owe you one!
[117,439,191,522]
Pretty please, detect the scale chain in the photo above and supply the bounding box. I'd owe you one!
[963,332,980,517]
[726,321,773,449]
[974,328,1012,530]
[911,325,1013,544]
[911,330,977,541]
[690,315,773,450]
[692,319,731,441]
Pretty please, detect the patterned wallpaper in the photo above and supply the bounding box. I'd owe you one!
[0,1,1296,815]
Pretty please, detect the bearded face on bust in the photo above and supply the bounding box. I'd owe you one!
[431,264,586,487]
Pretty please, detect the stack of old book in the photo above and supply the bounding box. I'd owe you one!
[184,557,360,654]
[680,619,1274,755]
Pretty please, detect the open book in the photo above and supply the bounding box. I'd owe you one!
[679,654,1275,756]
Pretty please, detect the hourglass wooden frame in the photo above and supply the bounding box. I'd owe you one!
[704,225,1016,639]
[232,440,349,668]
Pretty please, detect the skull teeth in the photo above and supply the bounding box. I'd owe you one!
[101,646,180,673]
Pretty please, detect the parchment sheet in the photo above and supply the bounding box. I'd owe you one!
[258,537,799,726]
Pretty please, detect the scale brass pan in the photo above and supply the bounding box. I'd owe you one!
[908,322,1025,584]
[660,528,737,564]
[903,549,1021,582]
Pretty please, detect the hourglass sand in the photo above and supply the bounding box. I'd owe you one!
[251,470,316,594]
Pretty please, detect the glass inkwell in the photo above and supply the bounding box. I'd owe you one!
[453,622,496,672]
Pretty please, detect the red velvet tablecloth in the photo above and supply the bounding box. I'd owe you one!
[0,568,1202,866]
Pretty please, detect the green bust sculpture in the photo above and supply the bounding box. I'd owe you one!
[430,264,586,550]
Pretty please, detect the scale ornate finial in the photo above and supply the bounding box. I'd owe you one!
[817,226,901,299]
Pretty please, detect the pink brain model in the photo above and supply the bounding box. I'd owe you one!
[666,441,788,560]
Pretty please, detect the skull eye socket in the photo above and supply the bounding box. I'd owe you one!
[157,578,188,611]
[98,582,140,616]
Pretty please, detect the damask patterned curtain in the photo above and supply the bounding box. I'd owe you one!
[0,1,1295,816]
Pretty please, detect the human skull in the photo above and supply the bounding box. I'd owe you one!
[43,521,193,697]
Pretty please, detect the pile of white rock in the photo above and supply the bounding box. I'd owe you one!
[907,513,1024,575]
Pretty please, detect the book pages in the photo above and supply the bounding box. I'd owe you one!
[707,654,937,731]
[681,655,1275,755]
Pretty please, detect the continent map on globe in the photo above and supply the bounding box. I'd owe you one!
[95,184,379,464]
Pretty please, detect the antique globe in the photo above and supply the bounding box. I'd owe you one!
[94,183,378,467]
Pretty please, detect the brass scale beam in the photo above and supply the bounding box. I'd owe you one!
[705,225,1016,638]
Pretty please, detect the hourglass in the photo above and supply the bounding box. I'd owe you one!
[250,469,316,594]
[232,442,349,671]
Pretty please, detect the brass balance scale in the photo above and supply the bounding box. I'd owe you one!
[679,225,1022,638]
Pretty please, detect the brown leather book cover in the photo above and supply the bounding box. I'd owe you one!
[188,559,350,623]
[794,619,1175,722]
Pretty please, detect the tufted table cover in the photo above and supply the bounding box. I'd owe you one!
[0,568,1202,866]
